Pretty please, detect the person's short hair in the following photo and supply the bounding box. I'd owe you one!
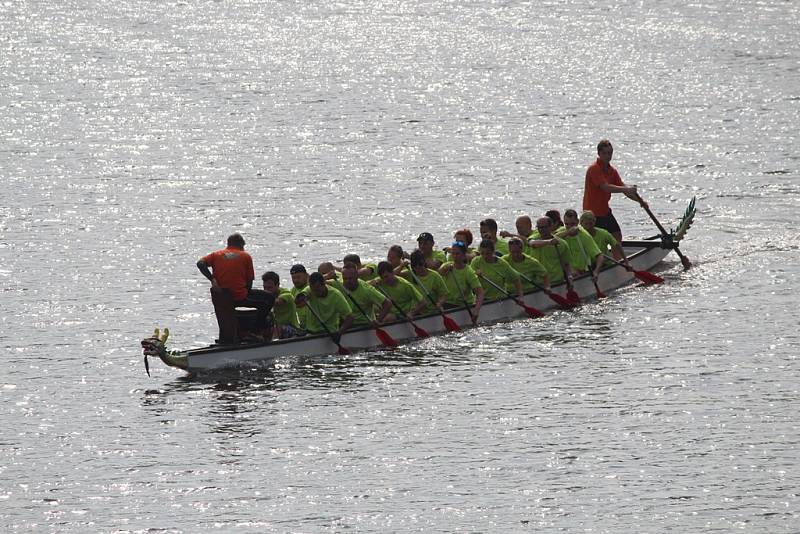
[388,245,404,257]
[377,261,393,276]
[508,238,523,247]
[545,210,562,226]
[289,264,307,274]
[597,139,613,153]
[261,271,279,284]
[417,232,434,243]
[227,233,245,248]
[410,249,426,268]
[455,228,474,246]
[564,209,578,219]
[580,210,596,223]
[342,261,359,271]
[308,272,325,285]
[479,219,498,232]
[478,238,495,250]
[343,253,361,266]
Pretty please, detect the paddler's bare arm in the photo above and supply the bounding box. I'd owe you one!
[472,287,485,319]
[375,298,393,323]
[196,260,218,287]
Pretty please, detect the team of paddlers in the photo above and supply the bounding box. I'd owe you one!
[197,139,649,344]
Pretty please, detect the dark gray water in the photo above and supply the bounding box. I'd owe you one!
[2,0,798,531]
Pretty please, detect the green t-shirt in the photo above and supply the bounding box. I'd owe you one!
[405,268,449,314]
[493,238,510,257]
[360,263,379,282]
[272,288,300,329]
[375,276,423,315]
[502,253,549,291]
[300,286,352,334]
[441,263,481,306]
[470,255,520,301]
[586,226,618,266]
[333,279,386,327]
[556,227,602,271]
[290,284,309,329]
[528,236,570,283]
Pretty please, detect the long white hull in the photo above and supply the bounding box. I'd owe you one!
[161,241,672,373]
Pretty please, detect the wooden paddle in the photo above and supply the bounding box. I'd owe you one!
[554,242,580,304]
[302,298,350,355]
[406,266,460,332]
[603,253,664,284]
[340,287,398,347]
[635,193,692,270]
[448,269,479,327]
[476,273,544,318]
[516,271,573,309]
[375,286,430,338]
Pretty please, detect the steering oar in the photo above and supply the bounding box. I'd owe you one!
[635,193,692,270]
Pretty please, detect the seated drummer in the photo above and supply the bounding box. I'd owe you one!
[503,238,551,292]
[333,263,393,326]
[470,238,523,302]
[261,271,303,339]
[196,233,274,340]
[371,260,425,319]
[295,272,354,340]
[415,232,447,270]
[439,241,484,322]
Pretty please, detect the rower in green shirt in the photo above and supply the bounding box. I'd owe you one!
[289,264,310,330]
[439,241,485,323]
[502,238,551,292]
[296,272,354,337]
[261,271,303,339]
[526,217,572,284]
[580,210,630,268]
[403,249,449,315]
[500,215,537,256]
[336,253,378,282]
[332,263,393,327]
[470,238,524,301]
[556,209,604,277]
[479,218,509,256]
[371,261,424,319]
[416,232,447,269]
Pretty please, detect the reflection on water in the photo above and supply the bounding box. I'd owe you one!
[3,0,800,530]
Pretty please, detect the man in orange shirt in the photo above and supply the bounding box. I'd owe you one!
[582,139,648,242]
[197,233,273,341]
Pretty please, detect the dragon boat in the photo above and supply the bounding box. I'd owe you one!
[141,199,696,375]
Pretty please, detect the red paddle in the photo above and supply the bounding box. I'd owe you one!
[477,274,544,318]
[407,266,460,332]
[376,286,430,338]
[603,254,664,285]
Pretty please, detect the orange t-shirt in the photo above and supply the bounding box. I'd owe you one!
[201,247,254,301]
[583,159,623,217]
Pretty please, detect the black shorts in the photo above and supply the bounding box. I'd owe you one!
[595,210,621,236]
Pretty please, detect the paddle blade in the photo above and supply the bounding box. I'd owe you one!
[547,292,572,309]
[522,303,544,318]
[412,323,430,338]
[635,270,664,285]
[443,315,461,332]
[680,254,692,270]
[375,327,398,347]
[337,345,351,355]
[144,355,150,377]
[567,290,580,305]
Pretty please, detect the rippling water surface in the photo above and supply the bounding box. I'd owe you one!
[2,0,798,531]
